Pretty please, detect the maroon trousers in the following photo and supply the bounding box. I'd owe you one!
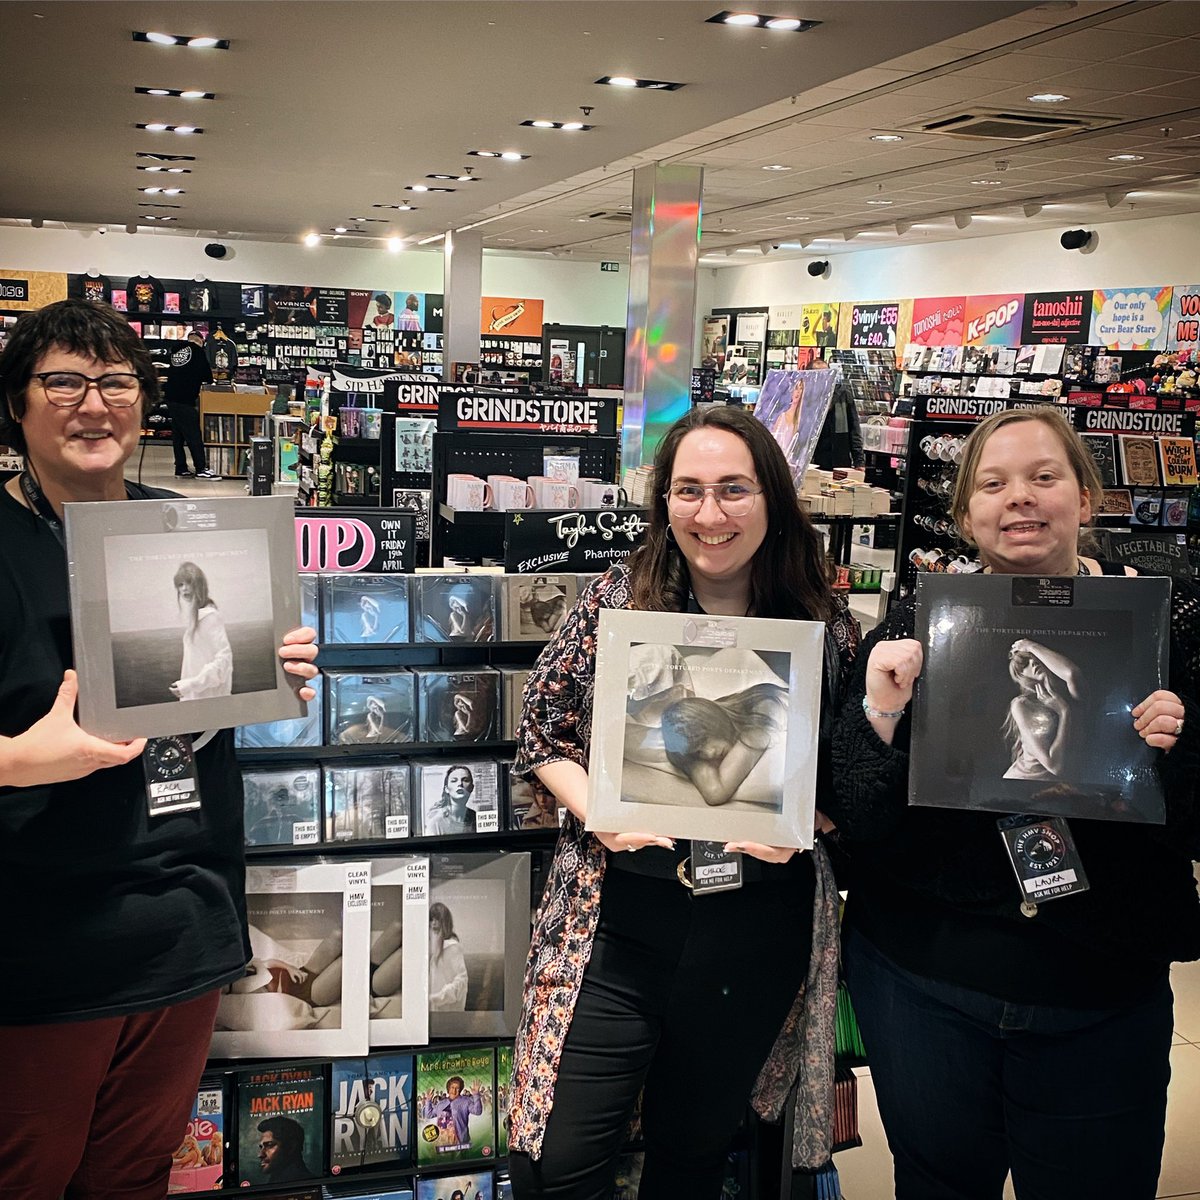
[0,989,221,1200]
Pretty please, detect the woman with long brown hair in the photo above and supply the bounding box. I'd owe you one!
[506,405,858,1199]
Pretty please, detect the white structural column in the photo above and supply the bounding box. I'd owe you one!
[621,163,704,472]
[443,228,483,375]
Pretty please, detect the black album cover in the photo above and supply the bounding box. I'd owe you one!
[330,1055,414,1174]
[243,766,321,847]
[234,1065,327,1188]
[322,574,411,644]
[329,671,416,745]
[393,490,432,541]
[498,574,577,641]
[413,759,502,836]
[911,573,1170,823]
[327,763,412,842]
[412,668,500,743]
[413,576,497,643]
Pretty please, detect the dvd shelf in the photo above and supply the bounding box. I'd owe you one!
[199,390,271,478]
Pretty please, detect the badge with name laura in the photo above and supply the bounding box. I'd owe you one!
[997,814,1088,915]
[687,839,743,895]
[142,734,201,816]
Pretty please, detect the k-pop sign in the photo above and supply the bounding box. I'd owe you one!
[295,509,415,573]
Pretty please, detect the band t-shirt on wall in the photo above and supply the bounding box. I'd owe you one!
[126,274,166,314]
[81,274,112,305]
[205,332,239,382]
[186,283,212,315]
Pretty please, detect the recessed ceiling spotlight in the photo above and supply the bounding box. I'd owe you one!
[133,31,230,49]
[867,199,893,205]
[140,187,162,194]
[1108,153,1146,162]
[784,215,809,221]
[500,151,526,160]
[1027,92,1070,103]
[596,75,685,90]
[136,151,195,162]
[520,120,595,130]
[971,178,1003,185]
[762,164,792,171]
[387,236,404,252]
[136,123,204,134]
[869,133,904,143]
[348,216,387,223]
[705,11,819,30]
[426,173,480,182]
[333,226,348,233]
[406,185,454,192]
[531,228,549,233]
[573,217,590,222]
[373,203,415,211]
[303,233,321,247]
[134,87,215,99]
[469,150,530,160]
[494,237,516,243]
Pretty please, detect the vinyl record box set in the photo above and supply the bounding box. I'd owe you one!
[167,1046,516,1196]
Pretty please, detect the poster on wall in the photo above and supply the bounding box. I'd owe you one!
[0,270,68,311]
[701,315,730,370]
[393,291,425,332]
[1090,286,1172,351]
[480,296,544,337]
[241,284,266,316]
[424,293,444,335]
[767,303,803,332]
[797,303,839,348]
[735,312,768,345]
[1166,283,1200,351]
[316,288,349,326]
[909,296,966,347]
[964,294,1025,347]
[267,285,318,326]
[849,302,900,349]
[1020,290,1090,345]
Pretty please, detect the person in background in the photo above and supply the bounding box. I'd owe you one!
[164,329,216,479]
[0,298,319,1200]
[506,405,859,1199]
[828,406,1199,1200]
[811,356,864,471]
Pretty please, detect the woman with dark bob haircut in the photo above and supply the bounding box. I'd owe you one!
[505,404,859,1198]
[0,299,319,1199]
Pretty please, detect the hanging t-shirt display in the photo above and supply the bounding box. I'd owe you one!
[126,274,165,314]
[80,273,112,305]
[186,283,212,315]
[205,331,240,382]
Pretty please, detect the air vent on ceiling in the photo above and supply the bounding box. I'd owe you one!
[587,210,632,222]
[915,111,1093,140]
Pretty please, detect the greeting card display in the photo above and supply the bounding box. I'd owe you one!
[234,1064,327,1188]
[330,1054,415,1174]
[64,495,303,739]
[327,763,412,842]
[322,574,411,644]
[212,860,372,1057]
[236,676,324,748]
[587,609,824,846]
[415,1046,496,1165]
[497,574,578,641]
[368,857,430,1047]
[427,852,531,1037]
[243,765,321,847]
[911,573,1170,823]
[413,758,502,837]
[412,668,500,743]
[412,575,497,643]
[329,670,416,745]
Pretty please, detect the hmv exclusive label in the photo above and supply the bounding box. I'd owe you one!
[437,388,617,436]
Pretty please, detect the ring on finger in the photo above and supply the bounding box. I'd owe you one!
[1174,718,1184,738]
[626,844,640,854]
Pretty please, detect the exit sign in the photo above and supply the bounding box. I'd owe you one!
[600,261,620,273]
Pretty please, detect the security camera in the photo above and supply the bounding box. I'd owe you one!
[1060,228,1094,251]
[807,260,831,278]
[97,225,107,235]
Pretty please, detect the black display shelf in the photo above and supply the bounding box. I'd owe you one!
[238,737,517,763]
[244,827,558,861]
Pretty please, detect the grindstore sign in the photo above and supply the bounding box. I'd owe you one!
[437,389,618,436]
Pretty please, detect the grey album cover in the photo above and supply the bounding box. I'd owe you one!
[427,851,531,1038]
[497,666,531,741]
[413,759,502,837]
[412,668,500,743]
[326,763,413,842]
[498,574,578,641]
[911,573,1170,823]
[413,575,497,643]
[64,495,304,740]
[243,765,322,847]
[588,609,824,847]
[235,675,324,749]
[322,573,411,644]
[368,857,430,1048]
[212,859,372,1058]
[328,671,417,745]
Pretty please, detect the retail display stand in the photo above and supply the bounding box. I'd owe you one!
[198,388,269,478]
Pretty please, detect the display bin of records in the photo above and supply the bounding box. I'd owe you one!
[412,575,497,644]
[412,667,500,744]
[328,670,418,746]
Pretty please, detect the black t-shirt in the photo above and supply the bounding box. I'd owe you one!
[0,485,249,1023]
[80,274,112,305]
[163,341,214,405]
[186,283,212,315]
[126,274,165,314]
[205,334,239,382]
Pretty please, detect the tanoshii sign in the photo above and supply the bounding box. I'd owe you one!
[504,507,650,573]
[1020,291,1090,345]
[908,296,966,347]
[437,388,618,436]
[294,509,416,574]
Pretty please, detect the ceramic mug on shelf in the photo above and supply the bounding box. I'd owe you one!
[529,476,580,510]
[489,475,536,511]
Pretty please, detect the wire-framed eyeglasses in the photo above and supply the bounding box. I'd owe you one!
[31,371,142,408]
[664,481,763,516]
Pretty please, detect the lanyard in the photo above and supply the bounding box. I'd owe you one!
[18,472,144,548]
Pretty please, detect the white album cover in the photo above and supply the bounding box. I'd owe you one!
[368,857,430,1048]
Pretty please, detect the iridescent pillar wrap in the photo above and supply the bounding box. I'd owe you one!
[622,163,703,472]
[443,228,483,374]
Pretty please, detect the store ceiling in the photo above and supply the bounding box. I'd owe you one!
[3,1,1200,267]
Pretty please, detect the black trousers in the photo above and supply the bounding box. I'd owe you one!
[508,862,812,1200]
[168,400,207,473]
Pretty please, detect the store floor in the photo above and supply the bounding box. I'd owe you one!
[837,953,1200,1200]
[147,441,1200,1198]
